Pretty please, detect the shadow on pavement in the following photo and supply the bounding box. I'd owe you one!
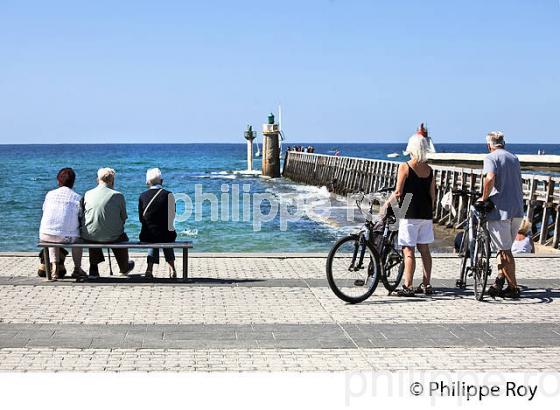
[54,275,266,286]
[396,285,558,304]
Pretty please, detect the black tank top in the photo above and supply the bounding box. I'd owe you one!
[401,163,433,220]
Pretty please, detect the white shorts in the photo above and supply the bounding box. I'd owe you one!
[398,219,434,248]
[487,218,523,251]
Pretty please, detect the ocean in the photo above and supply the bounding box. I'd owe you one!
[1,143,558,253]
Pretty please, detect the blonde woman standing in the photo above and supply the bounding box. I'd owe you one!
[389,124,436,296]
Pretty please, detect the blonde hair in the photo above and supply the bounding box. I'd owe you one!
[518,218,532,236]
[405,134,430,163]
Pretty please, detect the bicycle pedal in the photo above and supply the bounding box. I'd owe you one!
[354,279,365,287]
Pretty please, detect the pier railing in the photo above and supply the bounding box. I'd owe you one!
[282,151,560,250]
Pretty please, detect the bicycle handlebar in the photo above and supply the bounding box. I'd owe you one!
[452,189,481,198]
[376,186,395,194]
[354,186,395,208]
[354,186,396,221]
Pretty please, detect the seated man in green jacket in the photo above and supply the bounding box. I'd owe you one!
[81,168,135,277]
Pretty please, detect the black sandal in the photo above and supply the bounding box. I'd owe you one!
[415,284,433,295]
[502,286,521,299]
[393,286,415,297]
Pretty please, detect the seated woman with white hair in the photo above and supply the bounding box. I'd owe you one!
[139,168,177,278]
[386,124,436,296]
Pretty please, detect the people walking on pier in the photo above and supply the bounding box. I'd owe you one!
[139,168,177,279]
[81,168,135,277]
[482,132,524,298]
[390,128,436,296]
[39,167,86,281]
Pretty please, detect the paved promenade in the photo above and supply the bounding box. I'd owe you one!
[0,253,559,372]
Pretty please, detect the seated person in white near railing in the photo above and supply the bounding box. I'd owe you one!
[512,219,535,254]
[39,167,87,281]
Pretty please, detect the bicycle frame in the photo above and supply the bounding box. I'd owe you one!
[326,185,403,302]
[468,207,483,266]
[349,189,394,271]
[350,229,368,271]
[457,199,491,290]
[358,208,402,280]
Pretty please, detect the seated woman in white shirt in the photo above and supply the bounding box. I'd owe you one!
[39,168,86,280]
[511,219,535,254]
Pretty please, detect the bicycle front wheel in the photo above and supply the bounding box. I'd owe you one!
[473,228,491,301]
[326,235,381,304]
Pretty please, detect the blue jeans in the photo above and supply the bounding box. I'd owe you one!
[147,248,175,264]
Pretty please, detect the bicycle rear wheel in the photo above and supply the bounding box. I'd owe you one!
[473,228,491,301]
[381,231,404,292]
[326,235,381,303]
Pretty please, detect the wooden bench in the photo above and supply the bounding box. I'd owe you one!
[38,241,193,282]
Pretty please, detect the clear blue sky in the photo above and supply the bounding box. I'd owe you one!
[0,0,559,144]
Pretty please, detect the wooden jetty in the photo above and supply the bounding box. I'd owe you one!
[282,151,560,250]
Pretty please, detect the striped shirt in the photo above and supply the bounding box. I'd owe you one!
[39,186,82,238]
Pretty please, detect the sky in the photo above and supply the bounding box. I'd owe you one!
[0,0,559,144]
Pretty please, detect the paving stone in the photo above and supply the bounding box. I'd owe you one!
[1,254,558,280]
[0,254,559,371]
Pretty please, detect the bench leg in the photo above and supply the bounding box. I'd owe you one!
[44,247,52,281]
[182,248,189,282]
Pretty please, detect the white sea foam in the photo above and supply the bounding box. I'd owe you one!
[178,228,199,237]
[192,169,262,179]
[263,181,363,232]
[211,170,262,176]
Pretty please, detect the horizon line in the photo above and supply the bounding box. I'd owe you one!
[1,142,559,146]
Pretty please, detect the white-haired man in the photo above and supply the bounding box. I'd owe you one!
[481,132,524,299]
[81,168,134,276]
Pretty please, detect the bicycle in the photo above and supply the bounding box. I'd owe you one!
[326,187,405,303]
[452,189,494,301]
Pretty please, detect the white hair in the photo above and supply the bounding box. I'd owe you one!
[405,134,430,163]
[146,168,163,186]
[97,167,116,184]
[486,131,505,148]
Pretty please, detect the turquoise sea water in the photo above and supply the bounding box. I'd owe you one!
[0,143,558,252]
